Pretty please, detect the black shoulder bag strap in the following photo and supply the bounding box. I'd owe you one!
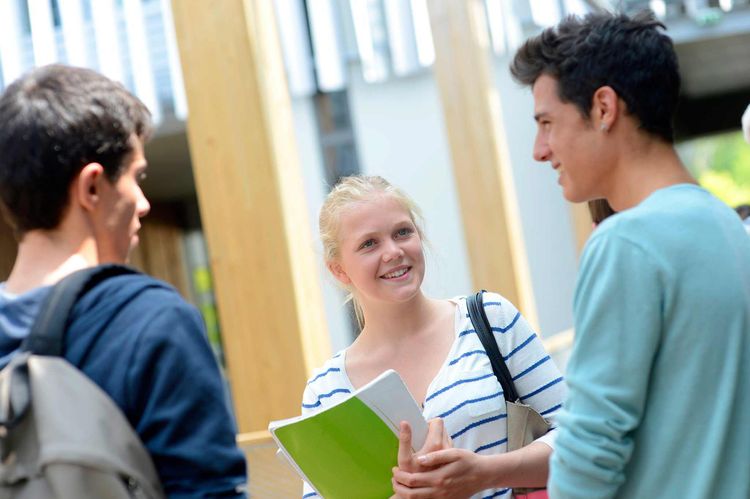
[21,264,139,356]
[466,290,520,403]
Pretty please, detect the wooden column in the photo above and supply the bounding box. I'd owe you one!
[171,0,331,432]
[0,220,17,281]
[570,203,594,255]
[129,203,191,300]
[427,0,538,325]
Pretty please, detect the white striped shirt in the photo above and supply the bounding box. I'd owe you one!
[301,292,567,499]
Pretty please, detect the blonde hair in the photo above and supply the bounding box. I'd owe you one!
[319,175,425,330]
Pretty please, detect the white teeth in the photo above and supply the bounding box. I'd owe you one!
[383,268,408,279]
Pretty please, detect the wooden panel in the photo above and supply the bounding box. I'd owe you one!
[171,0,331,432]
[570,202,594,255]
[129,204,191,301]
[0,219,17,281]
[427,0,538,326]
[238,431,301,498]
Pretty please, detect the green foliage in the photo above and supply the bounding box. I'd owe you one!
[678,131,750,208]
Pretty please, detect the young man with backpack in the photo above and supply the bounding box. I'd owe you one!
[511,11,750,498]
[0,65,246,497]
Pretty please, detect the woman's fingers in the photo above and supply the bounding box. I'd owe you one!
[416,449,461,468]
[397,421,415,471]
[421,418,447,454]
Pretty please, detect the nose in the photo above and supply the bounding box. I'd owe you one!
[382,240,404,262]
[533,131,551,163]
[136,188,151,218]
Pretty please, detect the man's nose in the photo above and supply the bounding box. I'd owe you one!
[533,133,551,162]
[137,189,151,218]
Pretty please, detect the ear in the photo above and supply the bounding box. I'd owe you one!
[75,162,106,212]
[591,86,619,132]
[327,260,351,285]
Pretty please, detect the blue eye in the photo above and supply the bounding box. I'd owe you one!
[358,239,375,250]
[396,227,413,237]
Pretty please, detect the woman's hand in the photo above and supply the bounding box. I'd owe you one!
[392,439,553,498]
[391,448,491,499]
[392,418,489,499]
[396,419,451,473]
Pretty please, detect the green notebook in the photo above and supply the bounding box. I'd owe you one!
[269,369,428,499]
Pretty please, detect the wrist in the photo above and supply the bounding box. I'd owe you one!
[476,454,507,490]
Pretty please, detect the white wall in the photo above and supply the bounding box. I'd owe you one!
[345,68,474,301]
[291,98,354,353]
[493,55,578,337]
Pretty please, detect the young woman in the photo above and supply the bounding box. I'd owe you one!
[302,176,566,498]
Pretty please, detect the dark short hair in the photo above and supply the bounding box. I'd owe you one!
[0,64,152,234]
[510,10,680,143]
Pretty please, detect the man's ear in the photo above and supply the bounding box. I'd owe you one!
[75,162,106,212]
[591,86,619,132]
[327,260,351,285]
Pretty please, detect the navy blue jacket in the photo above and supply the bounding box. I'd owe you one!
[0,273,247,498]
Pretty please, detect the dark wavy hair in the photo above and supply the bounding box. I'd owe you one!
[510,10,680,143]
[0,64,152,235]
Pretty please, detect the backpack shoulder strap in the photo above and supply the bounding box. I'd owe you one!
[22,264,139,356]
[466,291,519,402]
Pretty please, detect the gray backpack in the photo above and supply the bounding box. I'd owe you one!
[0,265,165,499]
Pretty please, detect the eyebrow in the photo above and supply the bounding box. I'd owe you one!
[348,221,414,242]
[352,231,377,241]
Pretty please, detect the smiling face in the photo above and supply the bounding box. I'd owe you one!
[532,74,613,203]
[329,194,425,307]
[91,135,151,263]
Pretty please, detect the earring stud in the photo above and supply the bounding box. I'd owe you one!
[600,123,609,132]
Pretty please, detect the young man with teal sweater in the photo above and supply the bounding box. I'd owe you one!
[511,11,750,498]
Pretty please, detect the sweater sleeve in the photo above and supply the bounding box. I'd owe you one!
[549,233,662,499]
[125,294,247,499]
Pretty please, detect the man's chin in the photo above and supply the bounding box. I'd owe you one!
[124,235,141,263]
[562,191,582,203]
[562,189,590,204]
[123,246,137,265]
